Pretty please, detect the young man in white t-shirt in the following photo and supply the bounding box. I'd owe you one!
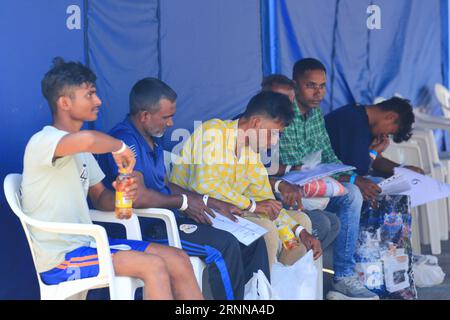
[21,57,203,300]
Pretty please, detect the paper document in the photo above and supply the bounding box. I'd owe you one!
[394,167,450,207]
[281,163,355,186]
[209,210,268,246]
[378,174,411,195]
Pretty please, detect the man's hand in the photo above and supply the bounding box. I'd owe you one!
[278,181,303,210]
[254,199,283,220]
[354,176,381,201]
[112,146,136,173]
[112,177,138,202]
[298,229,322,260]
[209,198,243,222]
[183,194,215,225]
[369,134,390,154]
[403,165,425,175]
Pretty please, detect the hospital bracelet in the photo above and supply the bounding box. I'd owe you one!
[349,174,357,184]
[369,149,378,160]
[247,198,257,213]
[179,194,188,211]
[203,194,209,206]
[112,141,127,154]
[294,225,305,238]
[274,180,283,193]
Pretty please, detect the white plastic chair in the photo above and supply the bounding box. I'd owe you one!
[5,173,206,299]
[435,83,450,119]
[383,142,442,254]
[163,150,207,290]
[4,173,144,300]
[413,110,450,233]
[410,129,449,241]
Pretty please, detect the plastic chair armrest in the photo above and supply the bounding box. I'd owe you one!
[89,210,142,241]
[28,220,113,279]
[132,208,182,248]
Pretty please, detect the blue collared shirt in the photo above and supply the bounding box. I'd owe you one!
[98,115,171,196]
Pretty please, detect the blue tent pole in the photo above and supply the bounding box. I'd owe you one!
[261,0,278,75]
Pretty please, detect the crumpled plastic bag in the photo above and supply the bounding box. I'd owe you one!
[412,255,445,288]
[271,250,318,300]
[244,269,273,300]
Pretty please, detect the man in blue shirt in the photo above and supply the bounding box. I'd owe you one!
[324,97,423,178]
[99,78,270,300]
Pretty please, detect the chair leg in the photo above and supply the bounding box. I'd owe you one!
[314,256,323,300]
[190,257,206,292]
[109,276,139,300]
[411,207,421,255]
[426,202,442,255]
[438,199,449,241]
[419,206,430,245]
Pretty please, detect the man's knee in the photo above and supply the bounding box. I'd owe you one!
[343,183,364,208]
[287,210,312,233]
[311,212,332,240]
[135,254,169,280]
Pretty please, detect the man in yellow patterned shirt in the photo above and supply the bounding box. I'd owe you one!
[170,91,321,267]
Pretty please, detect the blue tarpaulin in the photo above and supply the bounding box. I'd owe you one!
[0,0,448,299]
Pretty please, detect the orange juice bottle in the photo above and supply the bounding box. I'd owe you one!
[275,209,300,250]
[115,170,133,219]
[276,223,299,250]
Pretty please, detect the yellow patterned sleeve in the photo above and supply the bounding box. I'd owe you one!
[189,163,252,209]
[170,119,252,209]
[243,161,276,201]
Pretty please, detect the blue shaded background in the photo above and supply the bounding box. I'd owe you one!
[0,0,448,298]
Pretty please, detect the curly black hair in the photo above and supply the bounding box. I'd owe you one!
[375,97,415,143]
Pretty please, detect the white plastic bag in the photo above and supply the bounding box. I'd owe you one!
[412,255,445,288]
[244,269,272,300]
[271,250,318,300]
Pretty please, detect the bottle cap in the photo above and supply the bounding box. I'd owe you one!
[118,167,130,174]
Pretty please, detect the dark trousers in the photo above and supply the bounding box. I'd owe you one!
[142,217,270,300]
[303,209,341,250]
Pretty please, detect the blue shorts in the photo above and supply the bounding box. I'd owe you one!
[40,238,151,285]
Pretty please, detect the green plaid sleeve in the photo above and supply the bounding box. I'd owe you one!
[316,111,342,165]
[279,122,304,166]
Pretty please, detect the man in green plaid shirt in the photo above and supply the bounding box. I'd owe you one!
[277,58,380,300]
[279,99,343,167]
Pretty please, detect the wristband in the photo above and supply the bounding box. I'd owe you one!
[369,149,378,160]
[248,198,256,213]
[112,141,127,155]
[285,165,292,174]
[179,194,188,211]
[203,194,209,206]
[294,225,305,238]
[274,180,283,193]
[349,174,357,184]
